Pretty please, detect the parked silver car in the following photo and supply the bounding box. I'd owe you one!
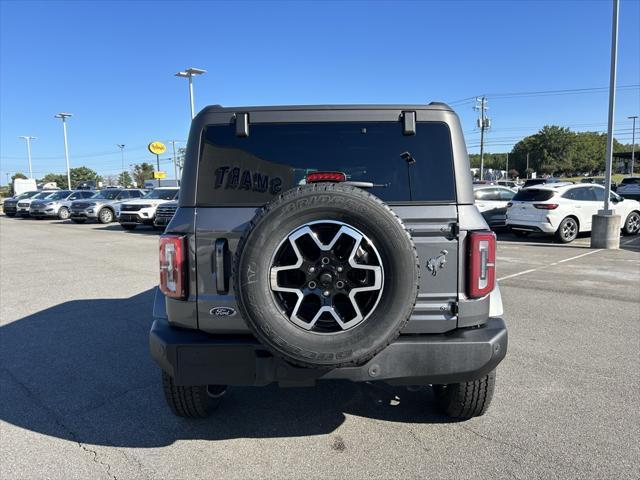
[29,190,96,220]
[69,188,146,223]
[473,184,516,229]
[15,190,59,216]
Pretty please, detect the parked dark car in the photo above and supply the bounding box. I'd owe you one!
[2,190,40,217]
[150,103,507,421]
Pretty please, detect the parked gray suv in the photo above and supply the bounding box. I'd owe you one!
[69,188,146,223]
[150,104,508,420]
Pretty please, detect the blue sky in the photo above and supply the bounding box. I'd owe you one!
[1,0,639,185]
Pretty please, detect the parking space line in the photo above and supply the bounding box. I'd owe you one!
[498,249,602,281]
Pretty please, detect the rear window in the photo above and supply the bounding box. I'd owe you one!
[196,121,456,205]
[513,189,555,202]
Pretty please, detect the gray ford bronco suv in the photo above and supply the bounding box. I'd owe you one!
[150,104,507,420]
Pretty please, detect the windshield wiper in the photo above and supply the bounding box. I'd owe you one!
[344,181,388,189]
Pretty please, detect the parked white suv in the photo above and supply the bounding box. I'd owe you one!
[118,187,179,230]
[506,184,640,243]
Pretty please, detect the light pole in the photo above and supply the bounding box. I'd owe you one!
[18,136,36,178]
[116,144,126,186]
[591,0,620,249]
[54,113,73,188]
[175,67,206,120]
[628,116,637,176]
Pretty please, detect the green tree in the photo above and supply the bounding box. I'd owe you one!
[70,166,101,188]
[118,171,133,188]
[131,162,155,187]
[508,169,519,179]
[39,166,101,189]
[40,173,67,187]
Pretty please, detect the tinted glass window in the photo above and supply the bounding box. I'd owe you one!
[144,189,179,200]
[564,187,595,201]
[513,189,555,202]
[474,188,501,201]
[197,122,455,205]
[523,179,546,188]
[117,191,130,200]
[94,190,120,200]
[620,178,639,185]
[130,190,143,198]
[82,191,95,198]
[498,189,515,201]
[592,187,604,201]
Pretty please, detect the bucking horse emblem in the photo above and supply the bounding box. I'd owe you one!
[427,250,448,277]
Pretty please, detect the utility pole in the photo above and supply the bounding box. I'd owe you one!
[169,140,179,185]
[506,152,509,179]
[116,144,126,186]
[18,136,36,178]
[526,153,530,178]
[474,96,490,180]
[629,115,638,176]
[54,113,73,189]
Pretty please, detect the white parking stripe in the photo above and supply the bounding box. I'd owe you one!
[498,249,602,281]
[556,249,603,263]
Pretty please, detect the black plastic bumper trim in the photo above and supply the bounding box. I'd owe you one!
[150,317,507,387]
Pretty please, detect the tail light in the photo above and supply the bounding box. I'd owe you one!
[159,235,186,299]
[468,231,496,299]
[306,172,346,183]
[533,203,559,210]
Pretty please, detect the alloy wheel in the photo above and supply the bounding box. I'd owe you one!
[627,212,640,234]
[562,219,577,241]
[270,221,384,334]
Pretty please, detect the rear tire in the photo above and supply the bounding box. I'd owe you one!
[161,372,226,418]
[58,207,70,220]
[121,224,137,230]
[622,211,640,235]
[433,369,496,419]
[555,217,578,243]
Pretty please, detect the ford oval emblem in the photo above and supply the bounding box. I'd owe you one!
[210,306,237,317]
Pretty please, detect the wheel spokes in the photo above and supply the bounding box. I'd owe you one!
[270,222,384,333]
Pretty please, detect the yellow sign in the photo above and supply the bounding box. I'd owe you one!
[148,141,167,155]
[153,171,167,179]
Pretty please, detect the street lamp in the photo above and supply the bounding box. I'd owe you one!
[628,116,638,176]
[175,67,206,120]
[54,113,73,189]
[591,0,620,249]
[17,136,36,178]
[116,144,126,186]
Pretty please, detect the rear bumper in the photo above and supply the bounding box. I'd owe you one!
[150,317,508,387]
[507,220,556,233]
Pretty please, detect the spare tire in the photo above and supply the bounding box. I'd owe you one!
[235,183,420,368]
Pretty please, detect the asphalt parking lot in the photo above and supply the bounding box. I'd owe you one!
[1,216,639,480]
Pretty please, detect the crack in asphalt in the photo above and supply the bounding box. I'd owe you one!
[2,367,119,480]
